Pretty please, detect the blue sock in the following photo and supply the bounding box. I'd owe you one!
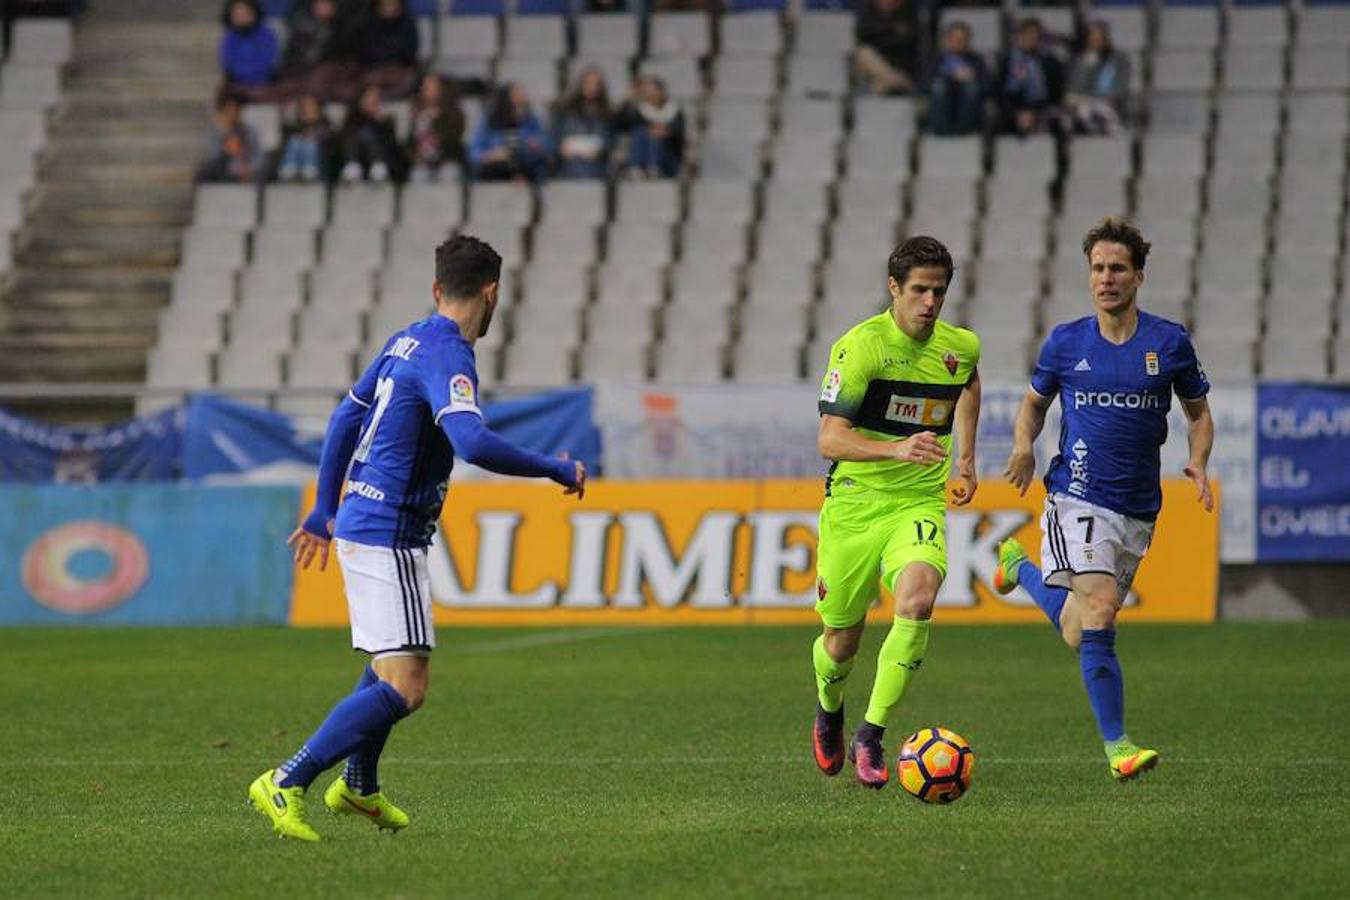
[278,679,409,789]
[1079,629,1125,743]
[342,666,391,795]
[1018,560,1068,632]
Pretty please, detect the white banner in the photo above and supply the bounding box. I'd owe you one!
[596,381,1256,562]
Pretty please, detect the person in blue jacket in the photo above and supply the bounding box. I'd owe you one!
[219,0,278,96]
[469,82,551,183]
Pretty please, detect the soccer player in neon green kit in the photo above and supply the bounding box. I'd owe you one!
[811,236,981,789]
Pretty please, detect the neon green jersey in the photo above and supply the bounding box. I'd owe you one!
[817,312,980,499]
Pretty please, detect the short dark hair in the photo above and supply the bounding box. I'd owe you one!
[1082,216,1151,270]
[221,0,261,29]
[888,235,955,288]
[436,234,502,300]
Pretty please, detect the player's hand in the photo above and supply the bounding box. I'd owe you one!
[1185,463,1214,512]
[559,453,586,500]
[949,458,978,506]
[288,519,333,571]
[1003,449,1036,496]
[893,431,946,464]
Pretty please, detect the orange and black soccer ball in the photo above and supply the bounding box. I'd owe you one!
[895,727,975,804]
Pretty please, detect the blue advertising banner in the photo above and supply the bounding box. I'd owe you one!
[1256,383,1350,562]
[0,388,603,485]
[182,394,325,482]
[0,406,183,482]
[0,485,299,625]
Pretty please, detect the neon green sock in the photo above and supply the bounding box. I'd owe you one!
[812,635,855,713]
[863,617,930,728]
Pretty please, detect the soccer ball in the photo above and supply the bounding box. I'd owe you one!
[895,727,974,804]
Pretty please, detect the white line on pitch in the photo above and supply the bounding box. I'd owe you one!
[455,627,666,656]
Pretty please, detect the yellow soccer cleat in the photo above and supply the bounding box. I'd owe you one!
[324,776,410,832]
[1109,745,1160,781]
[248,769,320,842]
[993,538,1029,595]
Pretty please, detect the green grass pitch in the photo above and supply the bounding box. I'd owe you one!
[4,623,1347,899]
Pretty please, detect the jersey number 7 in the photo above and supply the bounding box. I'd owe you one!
[353,376,395,464]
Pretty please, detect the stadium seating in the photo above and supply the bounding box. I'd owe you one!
[143,2,1348,413]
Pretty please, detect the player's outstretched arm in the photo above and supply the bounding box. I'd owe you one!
[950,367,981,506]
[817,414,946,464]
[1180,395,1215,512]
[441,412,585,497]
[289,394,367,570]
[1004,389,1052,496]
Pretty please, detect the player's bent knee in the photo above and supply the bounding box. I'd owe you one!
[823,625,863,662]
[388,678,427,712]
[894,593,936,620]
[1077,593,1117,629]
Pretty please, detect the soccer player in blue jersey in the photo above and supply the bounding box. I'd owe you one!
[995,217,1214,781]
[248,235,585,841]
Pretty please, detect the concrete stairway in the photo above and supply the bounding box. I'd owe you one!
[0,17,217,424]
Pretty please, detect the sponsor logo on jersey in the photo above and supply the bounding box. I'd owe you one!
[817,578,828,601]
[1074,358,1092,372]
[885,395,953,426]
[1145,351,1160,376]
[1073,390,1162,410]
[821,368,842,402]
[345,481,388,502]
[943,351,960,375]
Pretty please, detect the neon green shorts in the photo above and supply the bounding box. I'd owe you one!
[815,495,948,629]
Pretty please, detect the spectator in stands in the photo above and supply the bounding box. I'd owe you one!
[1065,20,1131,136]
[926,21,986,136]
[406,72,466,181]
[280,0,361,103]
[278,94,333,182]
[469,82,550,183]
[551,66,614,180]
[198,94,261,183]
[337,84,407,182]
[219,0,278,99]
[853,0,920,96]
[617,76,685,179]
[360,0,419,99]
[997,17,1065,136]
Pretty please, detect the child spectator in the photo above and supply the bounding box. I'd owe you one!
[278,94,333,182]
[926,21,986,136]
[360,0,420,99]
[1066,20,1132,135]
[406,72,467,182]
[618,76,685,178]
[853,0,920,96]
[997,17,1065,136]
[551,66,614,180]
[219,0,278,98]
[469,83,551,183]
[337,84,407,182]
[198,94,262,183]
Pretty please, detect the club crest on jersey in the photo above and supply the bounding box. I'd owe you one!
[1145,351,1160,376]
[943,351,960,375]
